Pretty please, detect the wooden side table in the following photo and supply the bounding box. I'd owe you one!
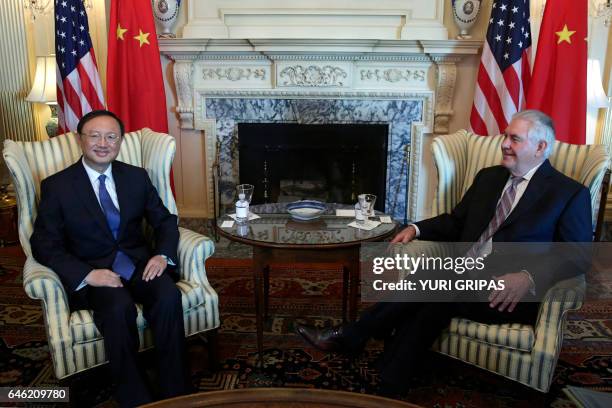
[216,203,398,365]
[0,195,18,246]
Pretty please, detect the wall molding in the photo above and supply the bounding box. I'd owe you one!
[183,1,448,40]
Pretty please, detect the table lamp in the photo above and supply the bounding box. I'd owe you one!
[26,55,57,137]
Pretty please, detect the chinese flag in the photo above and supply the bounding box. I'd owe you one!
[107,0,168,134]
[526,0,587,144]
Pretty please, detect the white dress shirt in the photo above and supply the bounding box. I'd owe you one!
[82,158,120,210]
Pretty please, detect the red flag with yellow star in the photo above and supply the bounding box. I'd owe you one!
[526,0,587,144]
[107,0,168,133]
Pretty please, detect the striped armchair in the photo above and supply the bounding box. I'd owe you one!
[428,129,610,392]
[2,128,220,380]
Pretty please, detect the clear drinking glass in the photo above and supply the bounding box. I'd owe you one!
[357,194,377,223]
[236,184,254,203]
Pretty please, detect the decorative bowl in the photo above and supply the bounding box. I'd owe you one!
[286,200,327,221]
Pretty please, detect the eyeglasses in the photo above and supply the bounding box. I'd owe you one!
[81,132,121,145]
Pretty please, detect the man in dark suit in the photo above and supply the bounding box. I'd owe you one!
[295,110,592,396]
[31,110,186,407]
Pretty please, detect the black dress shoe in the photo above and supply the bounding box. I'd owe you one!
[294,323,361,355]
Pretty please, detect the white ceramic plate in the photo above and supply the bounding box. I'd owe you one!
[286,200,327,221]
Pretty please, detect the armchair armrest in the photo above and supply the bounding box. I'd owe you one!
[23,256,69,304]
[22,256,76,379]
[530,275,585,391]
[177,227,215,285]
[534,275,585,337]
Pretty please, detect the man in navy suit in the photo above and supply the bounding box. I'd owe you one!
[31,110,186,407]
[295,110,592,396]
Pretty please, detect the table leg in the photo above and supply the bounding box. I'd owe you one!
[263,266,270,319]
[252,247,269,367]
[347,248,360,322]
[342,266,348,323]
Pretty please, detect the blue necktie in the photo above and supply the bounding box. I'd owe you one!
[98,174,135,280]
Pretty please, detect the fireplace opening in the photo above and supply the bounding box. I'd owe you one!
[238,123,388,211]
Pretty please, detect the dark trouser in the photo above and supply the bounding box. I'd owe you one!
[344,301,539,389]
[79,270,186,407]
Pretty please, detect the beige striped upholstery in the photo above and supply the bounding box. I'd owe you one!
[450,318,535,352]
[429,129,608,392]
[2,129,219,380]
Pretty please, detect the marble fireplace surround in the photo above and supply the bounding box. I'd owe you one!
[159,39,481,220]
[207,97,419,221]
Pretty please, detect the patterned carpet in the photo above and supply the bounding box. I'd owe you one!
[1,243,611,407]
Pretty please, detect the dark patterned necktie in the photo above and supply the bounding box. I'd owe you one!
[98,174,135,280]
[466,176,525,258]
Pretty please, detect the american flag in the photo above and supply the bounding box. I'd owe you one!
[55,0,105,134]
[470,0,532,135]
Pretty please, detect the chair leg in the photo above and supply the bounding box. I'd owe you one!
[207,328,220,371]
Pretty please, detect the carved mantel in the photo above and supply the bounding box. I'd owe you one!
[159,38,481,220]
[160,39,480,133]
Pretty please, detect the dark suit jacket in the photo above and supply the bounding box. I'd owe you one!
[415,160,592,291]
[31,159,179,297]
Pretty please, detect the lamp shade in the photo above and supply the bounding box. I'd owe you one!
[587,59,609,109]
[26,55,56,104]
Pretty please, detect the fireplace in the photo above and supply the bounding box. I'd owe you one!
[206,97,425,222]
[161,35,480,221]
[238,123,388,211]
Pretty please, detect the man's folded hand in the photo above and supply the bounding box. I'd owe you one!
[142,255,168,282]
[85,269,123,287]
[488,271,532,312]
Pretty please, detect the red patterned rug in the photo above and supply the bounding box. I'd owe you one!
[1,246,611,407]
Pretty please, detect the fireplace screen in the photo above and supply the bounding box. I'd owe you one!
[238,123,388,211]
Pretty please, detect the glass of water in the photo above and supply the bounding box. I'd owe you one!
[357,194,377,223]
[236,184,254,203]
